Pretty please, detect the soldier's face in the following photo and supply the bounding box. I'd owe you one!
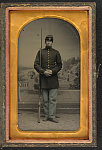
[45,40,52,47]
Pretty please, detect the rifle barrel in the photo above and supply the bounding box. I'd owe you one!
[38,28,42,123]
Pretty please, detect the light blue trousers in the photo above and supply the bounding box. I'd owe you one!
[42,89,58,119]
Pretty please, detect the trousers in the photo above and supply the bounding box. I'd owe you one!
[42,89,58,119]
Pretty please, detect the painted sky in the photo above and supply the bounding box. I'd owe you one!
[18,18,80,68]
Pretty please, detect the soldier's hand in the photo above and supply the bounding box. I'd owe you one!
[44,70,52,77]
[44,70,51,77]
[46,69,52,75]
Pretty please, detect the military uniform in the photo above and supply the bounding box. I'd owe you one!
[34,35,62,122]
[34,47,62,89]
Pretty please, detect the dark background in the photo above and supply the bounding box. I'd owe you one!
[0,0,102,149]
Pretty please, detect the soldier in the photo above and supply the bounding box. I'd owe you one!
[34,35,62,123]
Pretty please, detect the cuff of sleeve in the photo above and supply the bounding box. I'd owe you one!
[52,69,57,75]
[40,69,45,74]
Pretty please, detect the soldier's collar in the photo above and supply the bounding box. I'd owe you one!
[45,46,52,50]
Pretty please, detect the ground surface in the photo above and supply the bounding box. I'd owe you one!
[18,110,80,131]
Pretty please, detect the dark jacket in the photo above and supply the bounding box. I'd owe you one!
[34,46,62,89]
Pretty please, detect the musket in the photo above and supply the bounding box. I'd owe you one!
[38,28,42,123]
